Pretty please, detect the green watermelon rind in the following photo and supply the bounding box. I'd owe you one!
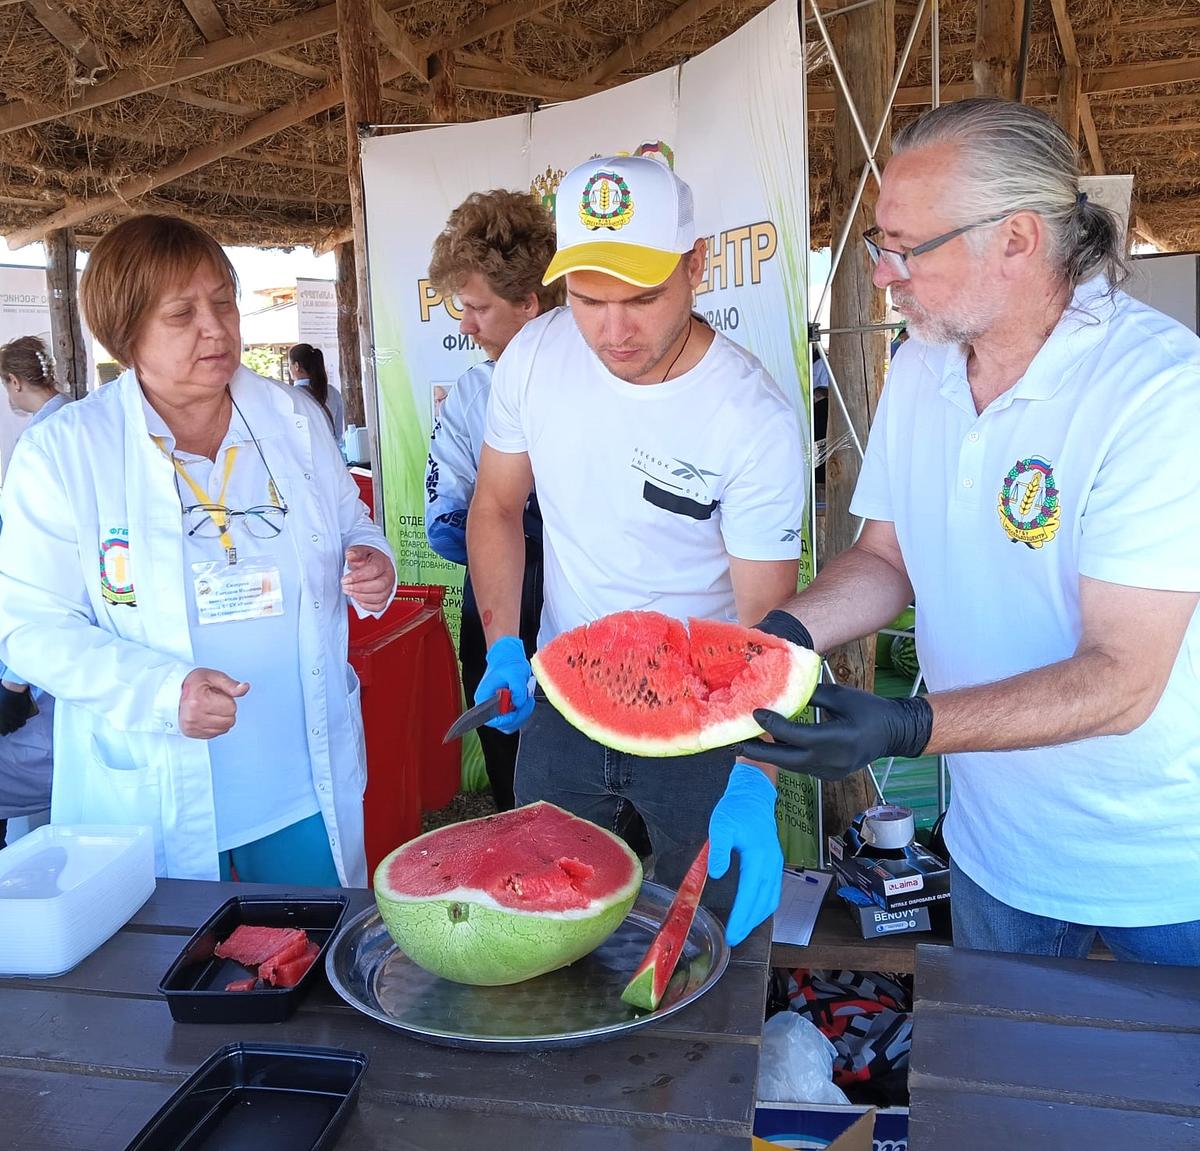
[533,643,822,758]
[373,804,644,986]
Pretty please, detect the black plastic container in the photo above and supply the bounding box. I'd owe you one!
[159,896,348,1024]
[122,1042,367,1151]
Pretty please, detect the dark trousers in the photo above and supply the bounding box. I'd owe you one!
[515,694,738,914]
[458,531,544,812]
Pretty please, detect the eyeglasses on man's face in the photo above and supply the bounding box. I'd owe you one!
[863,214,1009,281]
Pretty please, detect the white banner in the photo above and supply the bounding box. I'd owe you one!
[295,277,342,394]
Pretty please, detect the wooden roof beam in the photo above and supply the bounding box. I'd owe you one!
[439,0,562,54]
[808,56,1200,111]
[371,0,428,82]
[26,0,107,76]
[1094,115,1200,136]
[164,87,261,117]
[583,0,729,84]
[181,0,229,42]
[260,50,332,83]
[1047,0,1102,176]
[6,53,411,247]
[453,62,602,103]
[0,2,351,136]
[165,175,351,207]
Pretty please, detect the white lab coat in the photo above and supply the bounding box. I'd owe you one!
[0,367,393,886]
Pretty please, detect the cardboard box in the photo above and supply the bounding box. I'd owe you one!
[827,832,950,913]
[847,902,931,938]
[756,1102,908,1151]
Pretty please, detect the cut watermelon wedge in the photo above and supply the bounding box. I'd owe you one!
[621,840,710,1012]
[533,611,820,756]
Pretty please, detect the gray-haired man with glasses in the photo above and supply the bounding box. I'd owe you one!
[747,98,1200,965]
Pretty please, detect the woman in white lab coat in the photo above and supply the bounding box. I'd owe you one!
[0,215,396,886]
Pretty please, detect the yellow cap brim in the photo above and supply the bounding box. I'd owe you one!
[542,242,683,288]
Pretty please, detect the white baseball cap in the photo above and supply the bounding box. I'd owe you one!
[542,154,697,288]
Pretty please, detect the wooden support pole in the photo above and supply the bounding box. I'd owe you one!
[822,0,895,833]
[44,228,87,398]
[335,0,382,435]
[334,242,361,425]
[1057,63,1081,141]
[973,0,1020,99]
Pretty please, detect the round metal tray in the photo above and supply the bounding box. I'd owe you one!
[324,881,729,1050]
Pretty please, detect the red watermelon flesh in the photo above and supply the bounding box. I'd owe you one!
[532,611,821,756]
[269,941,321,988]
[214,925,307,967]
[381,801,631,913]
[224,976,258,992]
[621,840,710,1011]
[258,933,313,984]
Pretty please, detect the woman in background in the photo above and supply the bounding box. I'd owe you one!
[0,335,65,843]
[288,343,344,442]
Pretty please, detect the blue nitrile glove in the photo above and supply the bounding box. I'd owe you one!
[475,636,535,733]
[708,762,784,947]
[427,508,468,565]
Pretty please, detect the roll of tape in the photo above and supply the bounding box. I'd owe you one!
[860,804,916,850]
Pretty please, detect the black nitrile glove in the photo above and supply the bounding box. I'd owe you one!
[740,682,932,781]
[755,609,814,649]
[0,683,35,736]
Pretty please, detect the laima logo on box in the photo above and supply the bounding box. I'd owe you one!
[883,874,923,896]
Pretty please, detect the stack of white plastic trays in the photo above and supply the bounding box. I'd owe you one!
[0,824,156,977]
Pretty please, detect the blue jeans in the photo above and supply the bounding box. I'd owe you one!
[515,692,739,913]
[219,813,341,887]
[951,860,1200,966]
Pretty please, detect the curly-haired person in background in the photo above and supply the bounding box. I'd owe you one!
[423,189,562,811]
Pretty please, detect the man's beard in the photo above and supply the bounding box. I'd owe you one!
[891,286,1000,347]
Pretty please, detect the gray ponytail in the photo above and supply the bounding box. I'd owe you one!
[893,98,1130,290]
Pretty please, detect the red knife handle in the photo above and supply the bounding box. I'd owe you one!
[497,688,513,715]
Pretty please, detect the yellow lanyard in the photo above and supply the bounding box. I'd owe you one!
[154,438,240,563]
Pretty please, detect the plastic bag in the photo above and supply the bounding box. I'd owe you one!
[757,1010,851,1105]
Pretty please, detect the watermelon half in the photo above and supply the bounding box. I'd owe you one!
[532,611,821,756]
[373,802,642,986]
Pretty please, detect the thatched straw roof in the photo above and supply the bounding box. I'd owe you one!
[1,1,1197,253]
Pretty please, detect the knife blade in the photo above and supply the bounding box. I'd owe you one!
[442,688,513,743]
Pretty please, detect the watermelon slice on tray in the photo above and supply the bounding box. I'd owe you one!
[532,611,821,756]
[621,840,710,1012]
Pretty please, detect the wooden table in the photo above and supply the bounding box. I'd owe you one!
[0,879,772,1150]
[909,942,1200,1149]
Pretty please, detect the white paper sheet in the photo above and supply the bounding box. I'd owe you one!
[771,868,833,947]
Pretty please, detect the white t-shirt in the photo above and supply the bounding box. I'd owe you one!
[852,276,1200,926]
[145,400,319,852]
[485,307,807,643]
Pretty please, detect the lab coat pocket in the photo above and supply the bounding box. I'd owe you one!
[87,731,162,831]
[346,669,368,795]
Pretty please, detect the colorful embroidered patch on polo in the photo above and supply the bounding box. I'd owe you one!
[997,457,1060,549]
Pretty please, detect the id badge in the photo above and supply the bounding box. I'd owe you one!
[192,557,284,625]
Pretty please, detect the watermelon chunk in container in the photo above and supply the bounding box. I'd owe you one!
[532,611,821,756]
[373,801,642,986]
[213,925,307,968]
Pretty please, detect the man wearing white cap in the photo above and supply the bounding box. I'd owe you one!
[466,155,807,946]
